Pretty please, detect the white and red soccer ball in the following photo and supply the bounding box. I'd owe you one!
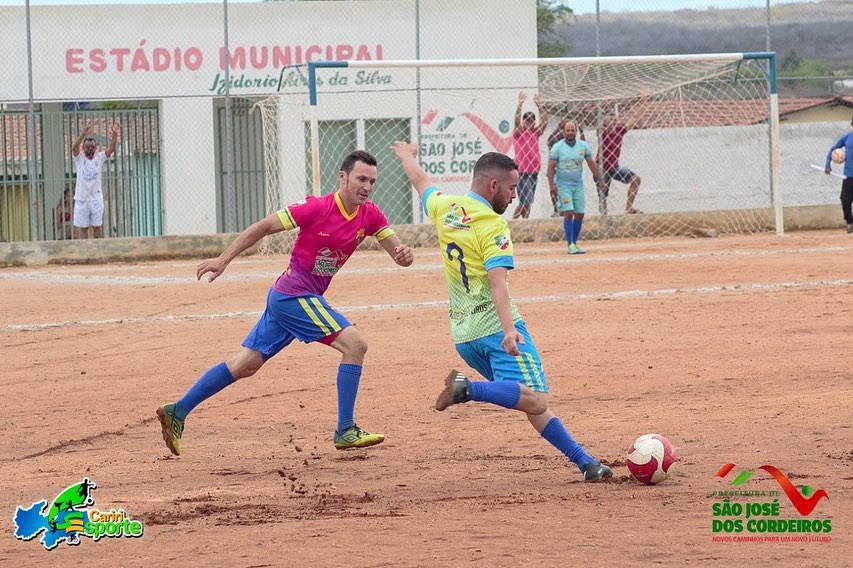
[626,434,676,485]
[831,148,846,164]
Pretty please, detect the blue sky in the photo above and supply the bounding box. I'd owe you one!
[0,0,823,7]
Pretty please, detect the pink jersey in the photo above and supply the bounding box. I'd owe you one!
[512,128,543,173]
[272,192,394,296]
[598,124,627,171]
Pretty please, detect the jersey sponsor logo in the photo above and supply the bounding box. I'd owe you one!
[291,199,307,208]
[494,235,510,250]
[449,301,490,321]
[443,202,472,230]
[313,247,348,276]
[318,231,330,237]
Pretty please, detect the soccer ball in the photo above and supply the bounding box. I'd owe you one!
[832,148,846,164]
[626,434,676,485]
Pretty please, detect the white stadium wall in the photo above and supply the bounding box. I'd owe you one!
[0,0,537,235]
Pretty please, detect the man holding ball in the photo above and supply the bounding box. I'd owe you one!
[825,115,853,234]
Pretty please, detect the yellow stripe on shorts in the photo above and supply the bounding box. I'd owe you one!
[524,353,545,391]
[309,297,342,333]
[297,297,332,335]
[515,353,545,391]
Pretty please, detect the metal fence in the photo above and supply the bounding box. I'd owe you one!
[1,0,850,242]
[1,107,160,242]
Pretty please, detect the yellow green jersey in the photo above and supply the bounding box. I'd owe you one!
[423,188,522,344]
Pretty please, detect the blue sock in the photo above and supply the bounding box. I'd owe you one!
[540,417,594,469]
[336,363,362,432]
[468,381,521,409]
[573,217,584,244]
[174,362,235,421]
[563,217,574,246]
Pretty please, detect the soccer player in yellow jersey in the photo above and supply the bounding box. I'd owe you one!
[391,141,611,481]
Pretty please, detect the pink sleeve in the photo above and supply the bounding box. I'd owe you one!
[367,203,391,235]
[285,196,322,228]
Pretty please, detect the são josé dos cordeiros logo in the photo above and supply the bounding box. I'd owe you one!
[13,478,144,550]
[711,463,831,544]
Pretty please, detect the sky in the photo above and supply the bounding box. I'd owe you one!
[0,0,825,8]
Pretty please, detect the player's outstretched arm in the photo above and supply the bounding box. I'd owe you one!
[105,122,120,159]
[379,234,413,267]
[197,213,284,282]
[487,267,524,356]
[72,124,92,157]
[391,141,430,198]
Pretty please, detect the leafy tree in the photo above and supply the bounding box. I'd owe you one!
[537,0,573,58]
[778,55,834,96]
[779,48,802,73]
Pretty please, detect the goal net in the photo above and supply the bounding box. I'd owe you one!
[254,54,781,254]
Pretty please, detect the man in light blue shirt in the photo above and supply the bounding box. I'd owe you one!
[547,121,607,254]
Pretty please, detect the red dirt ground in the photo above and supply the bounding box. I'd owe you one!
[2,230,851,565]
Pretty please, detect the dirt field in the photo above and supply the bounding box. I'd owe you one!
[2,230,850,565]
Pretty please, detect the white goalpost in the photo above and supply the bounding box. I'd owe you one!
[255,53,782,254]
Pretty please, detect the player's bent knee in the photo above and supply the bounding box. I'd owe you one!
[332,327,368,359]
[228,350,265,380]
[522,390,549,415]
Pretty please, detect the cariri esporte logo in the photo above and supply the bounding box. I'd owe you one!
[711,463,832,544]
[13,478,144,550]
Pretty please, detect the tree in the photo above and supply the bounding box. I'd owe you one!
[537,0,573,58]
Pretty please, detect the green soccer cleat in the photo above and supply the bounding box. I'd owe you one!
[156,403,184,456]
[568,243,586,255]
[333,424,385,450]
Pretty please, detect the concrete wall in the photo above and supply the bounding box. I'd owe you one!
[0,204,844,268]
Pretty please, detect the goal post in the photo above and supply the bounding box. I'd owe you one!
[255,52,781,253]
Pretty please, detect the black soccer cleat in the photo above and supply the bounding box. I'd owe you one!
[581,461,613,482]
[435,369,472,411]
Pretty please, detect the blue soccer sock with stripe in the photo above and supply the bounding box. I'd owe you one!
[540,416,594,469]
[336,363,362,432]
[468,381,521,409]
[572,217,584,244]
[563,217,574,246]
[174,362,235,421]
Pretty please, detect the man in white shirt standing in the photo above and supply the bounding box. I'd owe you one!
[71,122,119,239]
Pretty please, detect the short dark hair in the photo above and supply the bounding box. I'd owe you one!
[473,152,518,181]
[83,137,96,145]
[340,150,377,174]
[522,111,536,121]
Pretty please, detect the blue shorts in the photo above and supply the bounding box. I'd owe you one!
[516,172,538,205]
[454,320,548,393]
[243,289,351,360]
[600,166,636,196]
[556,184,585,214]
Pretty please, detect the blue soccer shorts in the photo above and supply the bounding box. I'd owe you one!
[243,289,351,360]
[556,183,585,214]
[454,320,548,393]
[601,166,637,196]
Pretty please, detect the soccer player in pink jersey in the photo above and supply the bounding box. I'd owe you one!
[157,150,413,456]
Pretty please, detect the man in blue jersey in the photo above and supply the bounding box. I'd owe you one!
[391,141,611,482]
[824,115,853,233]
[547,120,608,254]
